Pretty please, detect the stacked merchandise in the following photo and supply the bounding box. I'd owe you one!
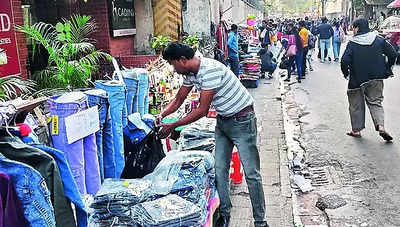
[239,54,262,88]
[88,151,217,227]
[179,117,216,152]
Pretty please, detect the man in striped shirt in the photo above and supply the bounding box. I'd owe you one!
[159,42,268,227]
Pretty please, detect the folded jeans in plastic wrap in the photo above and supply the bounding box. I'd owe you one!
[131,194,202,227]
[179,118,216,152]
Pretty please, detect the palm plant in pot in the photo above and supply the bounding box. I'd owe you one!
[17,15,111,90]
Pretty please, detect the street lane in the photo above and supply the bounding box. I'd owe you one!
[290,55,400,226]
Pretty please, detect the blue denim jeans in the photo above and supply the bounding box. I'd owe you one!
[85,89,113,183]
[137,73,150,117]
[122,70,139,115]
[0,154,56,227]
[215,113,267,227]
[28,143,88,227]
[320,39,331,62]
[333,37,341,59]
[287,50,303,80]
[95,81,127,178]
[49,94,101,195]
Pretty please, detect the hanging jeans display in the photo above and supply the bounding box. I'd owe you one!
[49,94,101,195]
[137,71,150,117]
[122,70,139,115]
[85,89,113,183]
[95,81,127,178]
[122,68,149,117]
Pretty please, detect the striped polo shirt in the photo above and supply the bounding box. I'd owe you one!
[183,57,254,117]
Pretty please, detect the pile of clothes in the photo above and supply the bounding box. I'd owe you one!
[179,117,216,152]
[239,54,261,88]
[89,151,217,227]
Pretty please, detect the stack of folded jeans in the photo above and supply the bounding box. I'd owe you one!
[179,118,216,152]
[145,151,216,225]
[131,194,202,227]
[89,178,152,226]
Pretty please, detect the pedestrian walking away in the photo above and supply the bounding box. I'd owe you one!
[332,21,345,61]
[159,42,269,227]
[340,18,397,141]
[315,17,334,63]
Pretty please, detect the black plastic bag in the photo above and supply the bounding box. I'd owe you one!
[279,56,290,69]
[121,130,165,179]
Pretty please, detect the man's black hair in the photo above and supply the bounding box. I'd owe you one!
[321,16,328,23]
[299,20,306,27]
[352,18,370,35]
[231,24,238,31]
[162,42,195,61]
[261,43,268,48]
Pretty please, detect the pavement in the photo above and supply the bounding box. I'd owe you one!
[229,78,294,227]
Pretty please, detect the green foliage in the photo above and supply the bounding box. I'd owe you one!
[183,35,200,50]
[151,35,172,52]
[269,0,313,16]
[0,76,36,102]
[17,14,111,90]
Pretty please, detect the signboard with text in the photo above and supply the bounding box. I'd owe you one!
[109,0,136,37]
[0,0,21,77]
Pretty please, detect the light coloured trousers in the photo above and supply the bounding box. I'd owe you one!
[347,80,385,131]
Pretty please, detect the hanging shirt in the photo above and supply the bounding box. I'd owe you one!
[227,31,239,58]
[0,153,56,227]
[0,171,27,227]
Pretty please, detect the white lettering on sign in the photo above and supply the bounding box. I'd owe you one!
[64,106,100,144]
[0,14,11,32]
[0,38,11,45]
[112,1,135,18]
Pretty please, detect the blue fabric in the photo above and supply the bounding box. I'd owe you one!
[228,31,239,58]
[0,154,56,227]
[48,95,101,195]
[123,76,139,115]
[24,141,89,227]
[137,74,150,117]
[86,92,113,183]
[94,81,127,178]
[124,116,154,145]
[333,37,341,59]
[320,39,331,61]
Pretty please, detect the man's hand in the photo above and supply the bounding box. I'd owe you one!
[159,123,176,139]
[155,114,163,127]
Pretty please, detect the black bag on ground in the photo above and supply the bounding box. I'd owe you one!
[121,130,165,179]
[279,57,290,69]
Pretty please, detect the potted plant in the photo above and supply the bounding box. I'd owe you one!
[151,35,171,54]
[17,15,111,90]
[183,35,200,51]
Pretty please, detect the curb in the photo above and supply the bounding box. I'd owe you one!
[278,78,329,227]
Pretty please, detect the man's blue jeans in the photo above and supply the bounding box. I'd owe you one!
[85,89,113,183]
[320,39,331,62]
[214,112,267,227]
[228,57,240,76]
[95,81,127,178]
[49,95,101,195]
